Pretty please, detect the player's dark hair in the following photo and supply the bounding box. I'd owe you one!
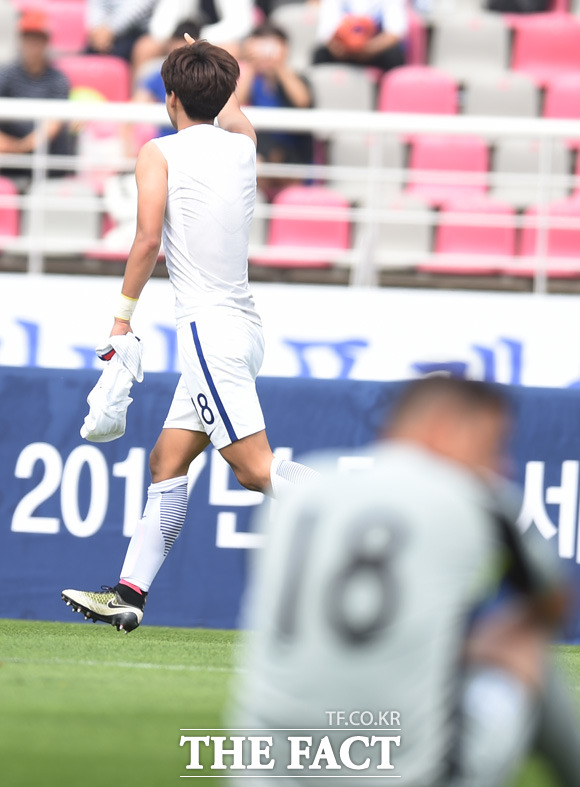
[161,40,239,121]
[171,20,201,42]
[247,23,289,43]
[390,377,508,424]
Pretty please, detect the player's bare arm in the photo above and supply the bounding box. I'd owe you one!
[111,140,168,337]
[182,31,257,146]
[217,93,257,146]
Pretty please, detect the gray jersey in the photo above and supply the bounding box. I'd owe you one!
[233,443,556,785]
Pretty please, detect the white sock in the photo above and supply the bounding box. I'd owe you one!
[269,457,319,499]
[120,475,188,592]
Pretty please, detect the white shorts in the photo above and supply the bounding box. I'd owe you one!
[163,313,266,450]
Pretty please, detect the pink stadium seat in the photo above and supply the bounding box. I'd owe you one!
[0,176,19,243]
[252,186,350,269]
[16,1,86,53]
[544,72,580,147]
[512,14,580,86]
[377,66,457,115]
[420,197,515,275]
[55,56,131,194]
[509,197,580,277]
[47,2,86,53]
[55,55,131,101]
[505,0,570,21]
[406,135,489,207]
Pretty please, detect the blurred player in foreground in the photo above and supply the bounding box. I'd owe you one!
[233,377,580,786]
[61,37,317,632]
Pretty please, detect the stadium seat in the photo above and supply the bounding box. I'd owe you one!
[503,1,570,29]
[464,73,539,120]
[571,149,580,194]
[55,55,131,102]
[306,64,375,112]
[16,1,86,53]
[377,66,458,116]
[327,132,405,204]
[421,196,515,275]
[544,73,580,147]
[510,197,580,277]
[363,193,433,269]
[0,0,17,66]
[425,0,485,19]
[270,2,320,73]
[430,13,510,82]
[51,2,86,54]
[406,135,489,207]
[0,176,19,244]
[21,177,101,256]
[512,14,580,86]
[252,185,350,268]
[490,139,571,208]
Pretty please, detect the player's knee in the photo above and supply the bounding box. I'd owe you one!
[232,464,270,493]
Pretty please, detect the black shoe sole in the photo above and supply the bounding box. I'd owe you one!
[61,592,141,633]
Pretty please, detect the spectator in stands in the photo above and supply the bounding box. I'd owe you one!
[0,10,71,183]
[133,0,254,72]
[237,23,313,198]
[314,0,407,72]
[86,0,157,63]
[255,0,320,14]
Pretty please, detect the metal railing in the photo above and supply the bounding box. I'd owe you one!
[1,98,580,291]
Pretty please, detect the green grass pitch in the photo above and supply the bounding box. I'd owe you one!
[1,619,579,787]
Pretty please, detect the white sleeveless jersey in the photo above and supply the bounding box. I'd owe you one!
[152,124,260,326]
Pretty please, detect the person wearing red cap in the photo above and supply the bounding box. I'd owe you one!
[313,0,407,72]
[0,9,71,183]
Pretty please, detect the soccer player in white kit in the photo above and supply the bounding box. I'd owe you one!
[233,378,580,786]
[61,38,317,632]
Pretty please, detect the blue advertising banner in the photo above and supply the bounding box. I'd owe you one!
[1,367,580,641]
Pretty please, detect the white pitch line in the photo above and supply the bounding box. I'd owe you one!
[0,657,243,674]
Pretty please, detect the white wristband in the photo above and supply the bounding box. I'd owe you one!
[115,293,138,322]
